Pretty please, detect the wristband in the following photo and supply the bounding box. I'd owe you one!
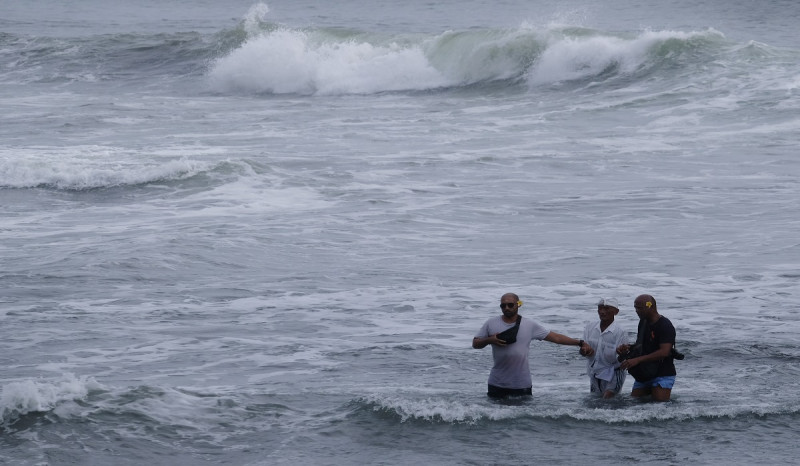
[579,339,584,347]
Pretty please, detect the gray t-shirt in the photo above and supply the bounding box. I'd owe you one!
[475,316,550,389]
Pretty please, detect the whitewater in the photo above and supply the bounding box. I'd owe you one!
[2,0,800,464]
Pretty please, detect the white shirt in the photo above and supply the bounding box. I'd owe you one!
[582,320,628,381]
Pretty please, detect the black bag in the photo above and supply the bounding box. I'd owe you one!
[496,316,521,344]
[617,320,661,382]
[619,342,660,382]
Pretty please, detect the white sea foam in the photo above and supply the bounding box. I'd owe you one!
[242,2,271,38]
[361,386,800,425]
[0,146,217,189]
[527,29,721,85]
[209,29,449,95]
[207,2,449,94]
[3,1,800,464]
[210,10,730,96]
[0,374,102,424]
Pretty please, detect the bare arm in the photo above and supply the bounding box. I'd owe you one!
[619,342,673,370]
[544,331,593,355]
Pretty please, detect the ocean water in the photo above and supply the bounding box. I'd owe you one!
[2,0,799,464]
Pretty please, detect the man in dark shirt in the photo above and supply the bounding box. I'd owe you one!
[617,294,677,401]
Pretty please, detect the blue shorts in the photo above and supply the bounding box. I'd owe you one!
[632,375,676,390]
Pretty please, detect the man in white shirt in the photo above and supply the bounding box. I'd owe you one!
[581,298,628,398]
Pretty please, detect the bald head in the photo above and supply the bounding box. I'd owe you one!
[635,294,656,310]
[633,294,658,321]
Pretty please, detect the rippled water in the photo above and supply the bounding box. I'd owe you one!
[2,0,800,464]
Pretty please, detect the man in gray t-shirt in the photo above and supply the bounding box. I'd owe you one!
[473,292,593,399]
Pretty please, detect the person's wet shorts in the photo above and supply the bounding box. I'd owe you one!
[487,384,532,399]
[632,375,676,390]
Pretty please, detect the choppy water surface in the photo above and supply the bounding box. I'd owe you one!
[2,0,799,464]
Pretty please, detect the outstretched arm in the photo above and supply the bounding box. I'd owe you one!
[544,331,593,355]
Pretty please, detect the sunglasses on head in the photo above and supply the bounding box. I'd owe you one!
[500,302,517,309]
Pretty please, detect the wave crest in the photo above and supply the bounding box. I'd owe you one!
[209,7,729,96]
[208,28,449,95]
[356,391,800,425]
[527,28,725,86]
[0,147,225,190]
[1,374,101,425]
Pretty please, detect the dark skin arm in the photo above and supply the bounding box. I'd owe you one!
[618,342,672,370]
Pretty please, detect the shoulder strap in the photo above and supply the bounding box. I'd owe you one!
[513,315,521,328]
[636,318,648,345]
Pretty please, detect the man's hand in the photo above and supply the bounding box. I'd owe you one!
[489,333,507,346]
[472,334,507,349]
[619,356,639,370]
